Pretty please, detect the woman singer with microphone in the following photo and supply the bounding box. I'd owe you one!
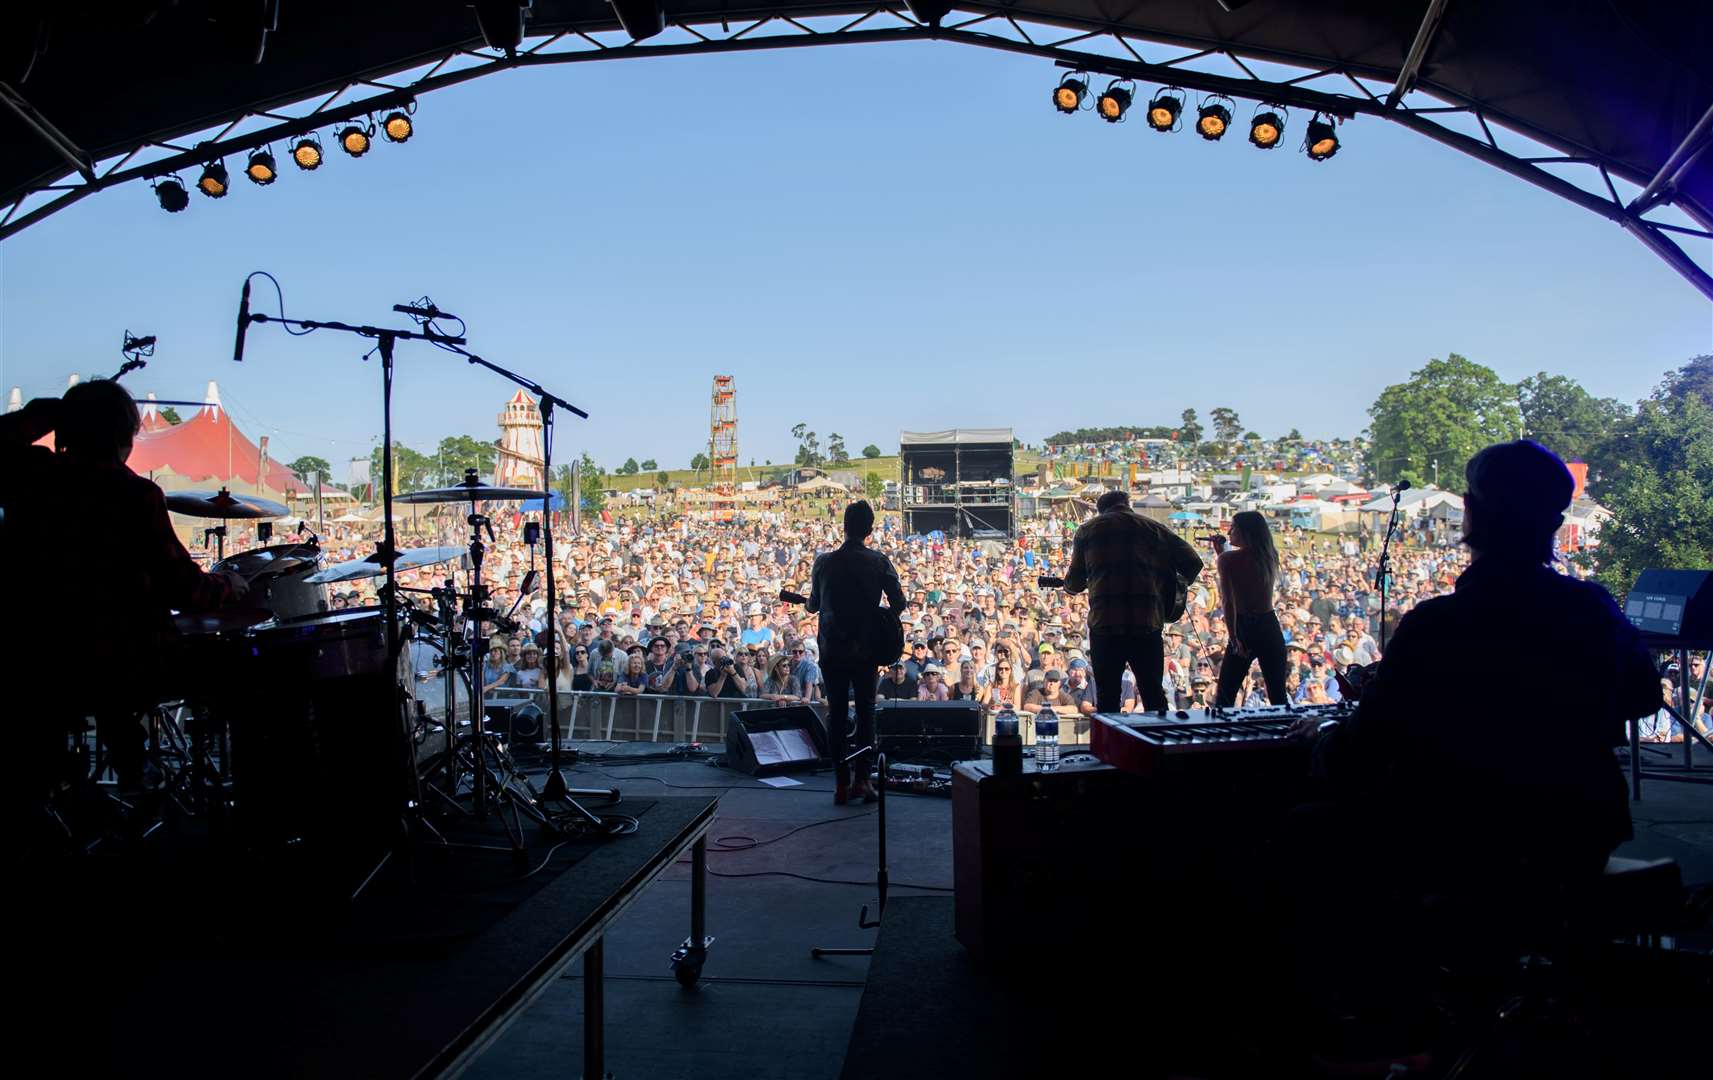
[1212,511,1291,707]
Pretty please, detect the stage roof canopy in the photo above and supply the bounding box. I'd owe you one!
[901,428,1014,447]
[3,2,1709,295]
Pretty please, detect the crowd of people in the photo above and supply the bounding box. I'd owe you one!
[184,499,1691,741]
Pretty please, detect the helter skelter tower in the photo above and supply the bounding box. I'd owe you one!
[495,389,545,489]
[710,376,737,522]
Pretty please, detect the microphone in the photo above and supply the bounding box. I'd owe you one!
[233,278,252,362]
[1393,479,1412,492]
[393,302,459,322]
[123,335,157,352]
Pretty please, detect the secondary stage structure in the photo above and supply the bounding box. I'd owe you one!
[900,428,1013,539]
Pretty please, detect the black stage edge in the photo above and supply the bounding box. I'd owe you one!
[17,795,715,1079]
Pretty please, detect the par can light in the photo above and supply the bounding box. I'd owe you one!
[197,161,229,198]
[1096,83,1133,123]
[1053,76,1087,114]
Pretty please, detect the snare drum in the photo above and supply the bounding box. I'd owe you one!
[216,543,328,622]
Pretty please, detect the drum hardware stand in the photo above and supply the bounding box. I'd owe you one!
[204,524,227,562]
[1374,483,1405,652]
[238,288,520,885]
[432,342,623,835]
[811,748,888,959]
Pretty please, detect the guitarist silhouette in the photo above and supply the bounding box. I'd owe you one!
[801,501,906,804]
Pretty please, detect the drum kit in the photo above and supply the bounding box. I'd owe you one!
[135,478,619,874]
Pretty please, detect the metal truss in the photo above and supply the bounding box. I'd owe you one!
[2,4,1708,299]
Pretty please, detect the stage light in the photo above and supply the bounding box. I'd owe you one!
[154,178,189,213]
[1196,100,1232,141]
[197,161,229,199]
[245,149,278,185]
[292,136,323,171]
[338,123,373,157]
[1096,82,1132,123]
[1053,76,1086,114]
[1305,115,1341,161]
[1249,110,1284,149]
[383,110,414,143]
[1145,90,1183,132]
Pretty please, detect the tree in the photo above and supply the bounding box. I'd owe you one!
[435,434,497,485]
[690,452,710,471]
[1516,372,1630,470]
[1178,409,1203,448]
[1285,428,1303,443]
[617,457,640,476]
[159,406,183,425]
[288,455,332,483]
[1209,407,1242,450]
[1658,354,1713,409]
[1243,431,1262,443]
[369,441,435,493]
[862,444,882,459]
[1366,353,1522,492]
[655,470,669,489]
[1043,425,1177,445]
[791,423,822,467]
[1587,391,1713,594]
[827,433,849,464]
[640,458,657,471]
[864,472,884,501]
[577,452,605,512]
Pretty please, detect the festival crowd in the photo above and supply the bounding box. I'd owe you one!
[221,504,1704,739]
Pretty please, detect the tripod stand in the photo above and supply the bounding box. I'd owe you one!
[429,342,626,836]
[812,748,889,959]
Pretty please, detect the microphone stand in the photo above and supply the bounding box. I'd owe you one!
[1375,485,1404,653]
[243,309,479,888]
[435,341,622,834]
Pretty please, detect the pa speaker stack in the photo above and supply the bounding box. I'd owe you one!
[875,700,982,764]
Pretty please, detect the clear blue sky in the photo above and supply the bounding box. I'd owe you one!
[3,40,1710,478]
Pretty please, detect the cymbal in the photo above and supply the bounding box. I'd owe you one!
[303,545,466,584]
[166,488,290,520]
[395,483,550,505]
[171,608,274,635]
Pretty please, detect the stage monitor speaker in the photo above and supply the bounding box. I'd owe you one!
[875,699,982,762]
[724,704,828,777]
[484,696,545,744]
[1626,569,1713,648]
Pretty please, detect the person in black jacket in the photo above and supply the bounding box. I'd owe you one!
[1289,440,1661,1014]
[807,501,906,804]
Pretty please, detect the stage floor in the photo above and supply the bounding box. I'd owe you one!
[457,740,1713,1080]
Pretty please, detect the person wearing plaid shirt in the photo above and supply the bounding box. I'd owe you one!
[1063,489,1204,713]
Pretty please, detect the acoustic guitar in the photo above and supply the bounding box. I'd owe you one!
[779,588,904,668]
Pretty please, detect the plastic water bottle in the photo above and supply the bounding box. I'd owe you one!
[1034,707,1059,771]
[992,704,1022,776]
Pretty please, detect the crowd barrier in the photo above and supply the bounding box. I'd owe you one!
[427,684,1098,748]
[470,688,792,745]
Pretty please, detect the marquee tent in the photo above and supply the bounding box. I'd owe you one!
[127,382,299,496]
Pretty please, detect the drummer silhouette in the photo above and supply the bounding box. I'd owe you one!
[1,380,248,795]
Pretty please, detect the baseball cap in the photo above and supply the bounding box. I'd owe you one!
[1068,658,1088,671]
[1038,644,1056,655]
[1044,668,1064,682]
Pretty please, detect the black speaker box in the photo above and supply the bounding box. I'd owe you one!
[724,704,829,777]
[875,699,982,762]
[484,696,546,745]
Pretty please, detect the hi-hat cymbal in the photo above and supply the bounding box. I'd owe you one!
[303,545,467,584]
[166,488,291,520]
[395,483,550,505]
